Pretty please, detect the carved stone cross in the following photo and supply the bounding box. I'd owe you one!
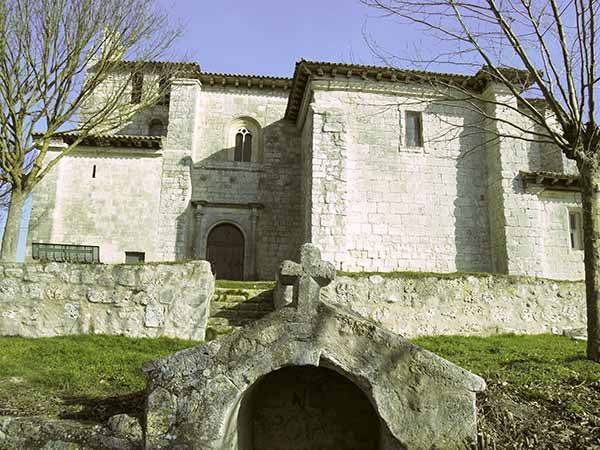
[278,243,336,315]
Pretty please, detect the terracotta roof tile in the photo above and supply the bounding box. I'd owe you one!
[284,59,532,121]
[520,171,579,192]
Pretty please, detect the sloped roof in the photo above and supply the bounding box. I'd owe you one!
[93,60,201,75]
[284,59,533,121]
[199,71,292,91]
[521,171,580,192]
[34,132,163,150]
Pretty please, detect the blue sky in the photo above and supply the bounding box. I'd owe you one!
[157,0,422,77]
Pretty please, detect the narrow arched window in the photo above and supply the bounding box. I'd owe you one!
[131,72,143,104]
[148,119,165,136]
[234,127,252,162]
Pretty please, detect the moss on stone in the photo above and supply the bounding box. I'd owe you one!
[215,280,276,290]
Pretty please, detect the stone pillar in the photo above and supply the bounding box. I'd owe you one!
[250,206,259,279]
[308,102,350,269]
[193,204,205,259]
[483,82,544,276]
[156,78,201,261]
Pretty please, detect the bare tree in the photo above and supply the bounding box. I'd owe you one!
[0,0,182,261]
[361,0,599,361]
[0,181,9,209]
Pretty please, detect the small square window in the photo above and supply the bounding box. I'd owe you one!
[125,251,145,264]
[568,210,584,251]
[405,111,423,147]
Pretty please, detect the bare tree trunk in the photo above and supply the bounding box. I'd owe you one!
[578,161,600,362]
[0,190,25,262]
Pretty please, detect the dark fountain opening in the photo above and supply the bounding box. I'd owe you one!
[238,365,381,450]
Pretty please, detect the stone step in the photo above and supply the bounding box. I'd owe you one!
[210,310,272,323]
[211,297,273,308]
[210,312,271,323]
[211,301,273,312]
[206,285,275,339]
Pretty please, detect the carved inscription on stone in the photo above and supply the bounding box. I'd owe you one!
[250,366,380,450]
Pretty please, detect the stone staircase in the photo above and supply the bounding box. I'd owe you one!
[206,281,276,340]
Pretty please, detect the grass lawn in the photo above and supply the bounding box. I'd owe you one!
[414,333,599,388]
[415,334,600,448]
[0,333,597,447]
[0,335,199,420]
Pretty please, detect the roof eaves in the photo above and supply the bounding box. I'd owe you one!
[34,132,163,150]
[284,60,484,122]
[90,60,201,77]
[520,170,580,192]
[199,72,292,91]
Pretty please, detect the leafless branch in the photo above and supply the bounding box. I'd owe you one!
[0,0,182,259]
[0,0,182,195]
[361,0,599,161]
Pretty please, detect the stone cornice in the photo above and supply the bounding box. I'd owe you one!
[199,72,292,91]
[34,132,163,150]
[521,171,580,193]
[91,60,201,76]
[192,200,264,210]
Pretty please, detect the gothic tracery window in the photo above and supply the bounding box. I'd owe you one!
[234,127,253,162]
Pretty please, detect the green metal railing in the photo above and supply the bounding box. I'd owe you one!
[32,242,100,263]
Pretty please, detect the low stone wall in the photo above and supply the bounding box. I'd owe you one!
[0,261,214,340]
[320,273,586,337]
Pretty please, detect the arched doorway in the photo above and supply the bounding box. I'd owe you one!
[206,223,245,280]
[238,366,381,450]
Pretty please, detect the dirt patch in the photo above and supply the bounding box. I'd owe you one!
[478,381,600,449]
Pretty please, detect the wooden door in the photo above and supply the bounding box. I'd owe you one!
[206,224,245,280]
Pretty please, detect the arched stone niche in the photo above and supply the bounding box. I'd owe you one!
[237,365,382,450]
[144,304,485,450]
[148,118,166,136]
[143,244,485,450]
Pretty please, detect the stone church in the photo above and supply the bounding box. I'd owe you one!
[27,59,583,281]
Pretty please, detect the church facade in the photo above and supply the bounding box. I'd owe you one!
[27,60,584,281]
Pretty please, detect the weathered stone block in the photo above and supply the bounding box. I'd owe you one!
[86,288,115,304]
[144,305,165,328]
[4,267,24,278]
[107,414,142,440]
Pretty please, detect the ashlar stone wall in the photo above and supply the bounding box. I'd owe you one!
[190,86,303,279]
[299,79,584,280]
[28,147,164,263]
[79,68,169,138]
[0,261,214,340]
[484,84,584,280]
[322,273,585,338]
[155,78,201,261]
[304,80,491,274]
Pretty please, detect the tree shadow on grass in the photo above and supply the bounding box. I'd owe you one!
[59,390,146,423]
[563,354,588,363]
